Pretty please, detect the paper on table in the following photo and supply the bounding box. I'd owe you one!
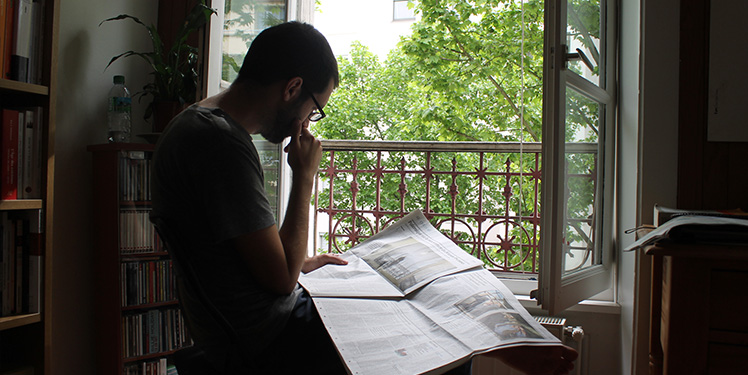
[624,214,748,251]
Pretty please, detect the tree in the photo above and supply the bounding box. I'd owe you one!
[313,0,545,143]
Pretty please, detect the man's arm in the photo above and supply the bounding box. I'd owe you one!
[233,123,345,295]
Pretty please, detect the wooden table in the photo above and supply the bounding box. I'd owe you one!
[646,243,748,374]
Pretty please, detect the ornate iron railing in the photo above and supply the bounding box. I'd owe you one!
[312,140,597,274]
[313,140,554,273]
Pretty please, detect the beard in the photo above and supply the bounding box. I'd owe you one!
[261,102,302,144]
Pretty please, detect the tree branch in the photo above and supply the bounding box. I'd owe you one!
[444,23,540,142]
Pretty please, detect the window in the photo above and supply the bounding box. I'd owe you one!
[393,0,416,21]
[536,0,617,314]
[205,0,617,312]
[211,0,289,90]
[207,0,302,222]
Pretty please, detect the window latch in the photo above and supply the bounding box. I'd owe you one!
[563,45,595,71]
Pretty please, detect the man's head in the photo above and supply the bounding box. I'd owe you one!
[235,21,338,143]
[236,21,339,95]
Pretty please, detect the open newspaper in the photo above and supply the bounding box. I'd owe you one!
[298,210,561,375]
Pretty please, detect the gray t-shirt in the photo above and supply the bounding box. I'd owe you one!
[151,105,301,361]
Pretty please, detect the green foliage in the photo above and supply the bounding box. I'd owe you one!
[313,0,601,271]
[101,2,216,119]
[314,0,545,143]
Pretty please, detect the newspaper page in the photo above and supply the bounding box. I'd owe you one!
[299,210,484,297]
[313,268,560,375]
[314,298,473,375]
[408,269,559,353]
[301,210,561,375]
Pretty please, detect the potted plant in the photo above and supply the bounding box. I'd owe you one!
[101,2,216,133]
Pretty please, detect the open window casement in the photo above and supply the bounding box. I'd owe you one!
[206,0,314,224]
[535,0,617,315]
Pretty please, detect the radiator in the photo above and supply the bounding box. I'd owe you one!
[471,316,585,375]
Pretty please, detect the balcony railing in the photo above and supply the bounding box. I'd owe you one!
[312,140,599,275]
[312,140,542,273]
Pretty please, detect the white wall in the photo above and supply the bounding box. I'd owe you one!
[616,0,641,373]
[53,0,157,372]
[618,0,680,373]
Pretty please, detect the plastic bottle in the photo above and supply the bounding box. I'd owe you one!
[107,75,132,143]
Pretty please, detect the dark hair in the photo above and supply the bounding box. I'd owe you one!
[235,21,339,94]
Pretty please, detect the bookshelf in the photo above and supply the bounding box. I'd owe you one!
[0,0,58,373]
[89,143,189,375]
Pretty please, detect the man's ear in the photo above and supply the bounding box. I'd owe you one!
[282,77,304,103]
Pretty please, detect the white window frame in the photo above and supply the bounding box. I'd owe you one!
[206,0,314,225]
[536,0,618,314]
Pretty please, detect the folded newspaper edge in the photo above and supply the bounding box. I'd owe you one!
[299,210,561,375]
[624,214,748,251]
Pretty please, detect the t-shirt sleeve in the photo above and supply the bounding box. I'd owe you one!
[193,123,277,243]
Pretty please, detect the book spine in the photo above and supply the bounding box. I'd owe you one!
[2,0,14,80]
[9,0,31,82]
[0,213,6,315]
[27,107,42,198]
[10,0,33,82]
[148,309,159,354]
[0,0,7,76]
[2,212,11,315]
[20,108,33,198]
[14,218,23,314]
[1,108,19,200]
[15,111,23,199]
[27,0,42,85]
[26,209,41,313]
[6,215,15,314]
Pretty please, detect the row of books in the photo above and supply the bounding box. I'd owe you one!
[0,210,41,316]
[122,307,191,359]
[1,0,45,84]
[0,107,44,200]
[121,259,176,308]
[120,152,152,202]
[120,208,164,254]
[123,359,178,375]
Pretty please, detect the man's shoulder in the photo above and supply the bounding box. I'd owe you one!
[161,106,251,148]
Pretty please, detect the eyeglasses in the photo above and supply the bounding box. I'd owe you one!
[306,89,326,122]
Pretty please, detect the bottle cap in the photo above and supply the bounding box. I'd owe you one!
[113,75,125,84]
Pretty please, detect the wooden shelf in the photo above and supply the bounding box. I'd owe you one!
[92,145,189,373]
[0,79,49,96]
[0,200,44,211]
[0,0,58,373]
[0,313,41,332]
[121,251,169,260]
[87,143,155,152]
[122,300,179,312]
[123,349,179,364]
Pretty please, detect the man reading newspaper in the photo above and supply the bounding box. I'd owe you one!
[153,21,576,375]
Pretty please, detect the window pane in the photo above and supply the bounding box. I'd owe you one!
[222,0,287,83]
[393,0,416,21]
[566,0,602,86]
[252,134,282,220]
[563,87,602,274]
